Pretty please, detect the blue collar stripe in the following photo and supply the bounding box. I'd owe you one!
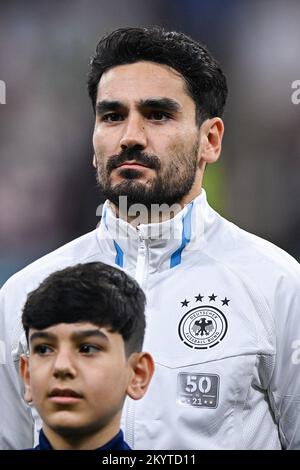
[103,207,123,267]
[113,240,124,268]
[170,202,193,268]
[103,206,108,229]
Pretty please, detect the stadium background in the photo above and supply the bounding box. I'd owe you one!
[0,0,299,286]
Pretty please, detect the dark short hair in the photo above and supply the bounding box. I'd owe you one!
[22,262,146,356]
[87,26,228,125]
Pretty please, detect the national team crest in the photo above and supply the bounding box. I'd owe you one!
[178,305,228,349]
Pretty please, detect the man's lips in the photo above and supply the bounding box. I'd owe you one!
[48,388,83,404]
[116,161,150,170]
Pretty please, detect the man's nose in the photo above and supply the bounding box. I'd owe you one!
[53,349,76,379]
[120,114,147,150]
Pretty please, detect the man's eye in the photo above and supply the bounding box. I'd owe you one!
[34,344,53,355]
[79,344,101,354]
[102,113,123,122]
[148,111,170,121]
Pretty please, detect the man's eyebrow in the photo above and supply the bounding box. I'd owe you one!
[138,98,182,113]
[95,100,124,115]
[95,98,182,115]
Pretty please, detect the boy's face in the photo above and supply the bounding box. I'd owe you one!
[20,322,142,439]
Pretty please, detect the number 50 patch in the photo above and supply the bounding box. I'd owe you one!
[177,373,219,408]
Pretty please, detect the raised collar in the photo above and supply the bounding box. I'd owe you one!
[97,189,215,274]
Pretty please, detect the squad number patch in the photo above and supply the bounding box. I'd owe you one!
[177,373,220,408]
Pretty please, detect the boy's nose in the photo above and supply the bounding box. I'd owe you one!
[53,350,76,379]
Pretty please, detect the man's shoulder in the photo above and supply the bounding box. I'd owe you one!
[233,221,298,271]
[1,228,100,295]
[215,214,300,286]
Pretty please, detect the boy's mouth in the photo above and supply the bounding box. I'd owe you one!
[48,388,83,404]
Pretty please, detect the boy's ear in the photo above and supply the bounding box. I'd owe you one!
[126,352,154,401]
[19,355,33,404]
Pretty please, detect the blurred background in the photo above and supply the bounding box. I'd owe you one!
[0,0,299,286]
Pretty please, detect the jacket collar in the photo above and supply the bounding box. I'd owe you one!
[97,189,215,274]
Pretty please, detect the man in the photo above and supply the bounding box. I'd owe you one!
[20,262,153,450]
[1,27,300,449]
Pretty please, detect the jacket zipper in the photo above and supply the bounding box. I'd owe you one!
[125,228,149,448]
[135,229,149,287]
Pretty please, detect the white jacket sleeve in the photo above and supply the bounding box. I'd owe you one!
[268,272,300,449]
[0,284,34,449]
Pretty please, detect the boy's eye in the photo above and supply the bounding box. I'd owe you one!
[79,344,101,354]
[102,113,123,122]
[34,344,53,355]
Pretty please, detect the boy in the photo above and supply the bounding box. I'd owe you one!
[19,262,154,450]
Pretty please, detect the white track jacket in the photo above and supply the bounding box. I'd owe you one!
[0,190,300,449]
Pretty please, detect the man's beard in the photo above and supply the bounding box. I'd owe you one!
[95,144,199,209]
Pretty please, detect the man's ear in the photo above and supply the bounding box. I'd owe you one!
[93,154,97,169]
[198,117,224,166]
[19,354,33,404]
[126,352,154,401]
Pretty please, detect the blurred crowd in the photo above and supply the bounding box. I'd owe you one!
[0,0,299,286]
